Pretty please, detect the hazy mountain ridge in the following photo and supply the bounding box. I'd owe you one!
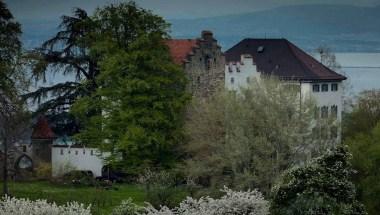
[170,4,380,52]
[20,4,380,52]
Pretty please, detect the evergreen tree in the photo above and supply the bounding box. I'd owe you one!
[0,0,22,96]
[26,2,169,136]
[271,146,366,215]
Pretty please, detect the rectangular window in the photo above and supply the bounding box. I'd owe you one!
[312,84,320,92]
[321,106,328,118]
[231,77,234,84]
[331,126,338,139]
[22,145,27,153]
[314,107,320,119]
[246,77,250,83]
[331,83,338,91]
[91,150,94,156]
[75,150,78,155]
[322,84,328,92]
[321,126,328,139]
[331,105,338,118]
[60,149,63,155]
[236,67,240,73]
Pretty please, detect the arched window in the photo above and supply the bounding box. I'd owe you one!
[15,155,33,170]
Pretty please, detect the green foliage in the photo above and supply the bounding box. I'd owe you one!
[343,90,380,140]
[72,33,188,173]
[184,77,335,195]
[2,181,146,215]
[271,146,367,215]
[0,0,26,97]
[138,169,187,209]
[346,123,380,215]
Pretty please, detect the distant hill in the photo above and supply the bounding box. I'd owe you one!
[20,4,380,52]
[170,4,380,52]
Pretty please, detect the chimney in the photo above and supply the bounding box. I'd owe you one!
[201,30,213,41]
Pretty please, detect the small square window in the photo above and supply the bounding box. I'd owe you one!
[331,83,338,91]
[312,84,320,92]
[322,84,328,92]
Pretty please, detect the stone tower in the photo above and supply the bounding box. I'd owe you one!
[166,31,225,98]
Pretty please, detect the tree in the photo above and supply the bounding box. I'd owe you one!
[343,90,380,140]
[0,1,29,196]
[183,77,335,195]
[0,95,29,195]
[26,2,171,137]
[72,32,188,174]
[0,0,23,96]
[271,146,366,215]
[345,122,380,215]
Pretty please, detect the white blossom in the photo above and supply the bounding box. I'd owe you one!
[0,196,91,215]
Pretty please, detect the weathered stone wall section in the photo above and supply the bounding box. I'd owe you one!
[184,31,225,98]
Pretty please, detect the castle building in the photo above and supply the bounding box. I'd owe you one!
[166,31,225,98]
[225,39,346,142]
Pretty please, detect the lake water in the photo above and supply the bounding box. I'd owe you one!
[334,53,380,94]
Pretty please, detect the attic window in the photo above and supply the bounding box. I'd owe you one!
[257,46,265,53]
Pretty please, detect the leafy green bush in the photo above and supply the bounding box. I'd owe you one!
[271,146,367,215]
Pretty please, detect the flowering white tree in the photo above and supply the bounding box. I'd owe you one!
[144,186,269,215]
[113,187,269,215]
[0,197,91,215]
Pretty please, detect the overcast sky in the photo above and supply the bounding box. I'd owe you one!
[5,0,380,21]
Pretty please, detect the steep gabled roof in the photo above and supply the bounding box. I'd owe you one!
[166,39,198,64]
[31,117,55,140]
[225,39,346,81]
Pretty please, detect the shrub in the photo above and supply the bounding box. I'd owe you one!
[271,146,367,215]
[138,169,184,208]
[111,198,143,215]
[0,196,91,215]
[34,162,52,180]
[138,186,269,215]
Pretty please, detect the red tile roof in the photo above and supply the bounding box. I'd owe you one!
[225,39,346,81]
[31,117,55,140]
[166,39,198,64]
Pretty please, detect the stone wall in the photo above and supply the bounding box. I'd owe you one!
[184,31,225,98]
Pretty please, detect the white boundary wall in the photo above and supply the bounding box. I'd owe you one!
[52,146,109,177]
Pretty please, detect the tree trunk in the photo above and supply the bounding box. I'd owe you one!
[2,137,8,196]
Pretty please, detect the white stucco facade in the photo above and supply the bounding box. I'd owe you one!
[52,146,109,177]
[225,55,344,143]
[225,54,259,91]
